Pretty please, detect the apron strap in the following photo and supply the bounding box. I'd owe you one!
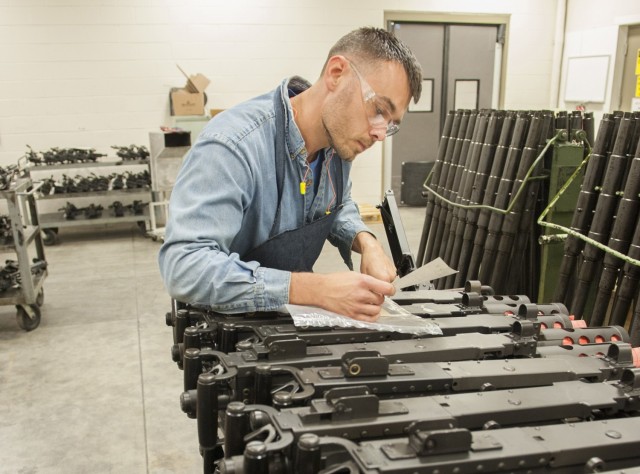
[331,150,344,209]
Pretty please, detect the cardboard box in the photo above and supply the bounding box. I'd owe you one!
[170,65,210,116]
[170,89,205,116]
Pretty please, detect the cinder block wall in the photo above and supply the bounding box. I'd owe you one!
[0,0,568,204]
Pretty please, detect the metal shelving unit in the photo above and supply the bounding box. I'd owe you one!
[27,159,152,245]
[147,131,191,242]
[0,176,48,331]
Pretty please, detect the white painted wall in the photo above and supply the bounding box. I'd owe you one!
[558,0,640,125]
[1,0,560,204]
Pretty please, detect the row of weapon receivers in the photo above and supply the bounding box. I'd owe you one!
[22,144,149,165]
[38,170,151,195]
[165,278,640,473]
[59,200,148,220]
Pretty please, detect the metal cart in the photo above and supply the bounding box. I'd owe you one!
[0,177,48,331]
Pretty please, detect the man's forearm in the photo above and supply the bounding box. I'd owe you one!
[351,230,379,254]
[289,272,324,307]
[352,231,397,283]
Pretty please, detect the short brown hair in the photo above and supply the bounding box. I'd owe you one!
[324,26,422,104]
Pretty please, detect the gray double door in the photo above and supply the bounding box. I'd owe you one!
[389,21,502,204]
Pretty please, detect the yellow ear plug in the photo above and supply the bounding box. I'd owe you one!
[300,182,306,195]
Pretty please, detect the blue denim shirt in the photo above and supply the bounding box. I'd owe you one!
[158,78,372,313]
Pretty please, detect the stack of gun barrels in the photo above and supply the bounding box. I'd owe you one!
[416,109,594,297]
[554,111,640,346]
[166,281,640,473]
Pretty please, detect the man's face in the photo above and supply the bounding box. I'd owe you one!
[322,60,411,162]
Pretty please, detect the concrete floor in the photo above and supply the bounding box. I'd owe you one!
[0,206,427,474]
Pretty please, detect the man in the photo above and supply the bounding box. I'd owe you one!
[159,27,422,322]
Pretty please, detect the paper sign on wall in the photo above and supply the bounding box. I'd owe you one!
[564,56,609,103]
[636,49,640,76]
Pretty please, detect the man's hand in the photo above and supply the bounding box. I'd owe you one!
[289,272,395,322]
[353,231,397,283]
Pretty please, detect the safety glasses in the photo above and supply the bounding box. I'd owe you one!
[347,59,400,137]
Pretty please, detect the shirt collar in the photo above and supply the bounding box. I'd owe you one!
[279,77,311,161]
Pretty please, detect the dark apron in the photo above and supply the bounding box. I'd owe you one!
[242,89,343,272]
